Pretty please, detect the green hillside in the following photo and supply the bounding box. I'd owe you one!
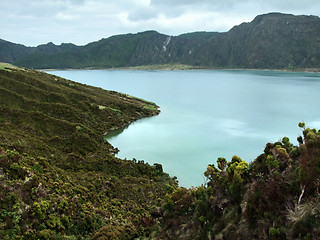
[0,63,177,239]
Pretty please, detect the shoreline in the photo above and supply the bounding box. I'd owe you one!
[41,64,320,73]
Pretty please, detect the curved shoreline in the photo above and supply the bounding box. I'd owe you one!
[42,65,320,73]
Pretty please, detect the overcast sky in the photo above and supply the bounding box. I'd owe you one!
[1,0,320,46]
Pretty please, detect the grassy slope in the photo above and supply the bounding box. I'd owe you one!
[0,64,177,239]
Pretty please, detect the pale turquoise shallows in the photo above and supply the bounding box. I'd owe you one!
[50,70,320,187]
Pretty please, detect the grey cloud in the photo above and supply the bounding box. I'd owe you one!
[1,1,64,18]
[1,0,320,46]
[128,8,158,21]
[67,0,85,5]
[150,0,243,9]
[3,0,86,17]
[151,0,320,12]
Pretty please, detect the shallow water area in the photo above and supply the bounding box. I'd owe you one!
[50,69,320,187]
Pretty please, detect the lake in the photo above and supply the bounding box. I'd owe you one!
[49,69,320,187]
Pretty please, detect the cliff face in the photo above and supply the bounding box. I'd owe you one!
[127,31,208,66]
[193,13,320,69]
[1,13,320,69]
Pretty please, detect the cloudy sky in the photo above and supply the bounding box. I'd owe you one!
[1,0,320,46]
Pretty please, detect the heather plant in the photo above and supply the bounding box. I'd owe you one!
[157,123,320,239]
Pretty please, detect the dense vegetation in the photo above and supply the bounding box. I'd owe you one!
[148,122,320,239]
[1,64,320,239]
[0,63,177,239]
[1,13,320,70]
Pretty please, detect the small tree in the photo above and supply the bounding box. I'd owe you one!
[297,124,320,205]
[217,157,227,171]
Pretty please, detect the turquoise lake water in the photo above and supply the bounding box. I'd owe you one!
[50,69,320,187]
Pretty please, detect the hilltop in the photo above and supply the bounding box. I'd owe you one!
[1,13,320,70]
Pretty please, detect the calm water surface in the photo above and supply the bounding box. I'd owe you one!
[50,70,320,187]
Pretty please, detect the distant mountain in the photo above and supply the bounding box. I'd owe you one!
[0,40,77,67]
[1,13,320,70]
[193,13,320,69]
[0,39,33,63]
